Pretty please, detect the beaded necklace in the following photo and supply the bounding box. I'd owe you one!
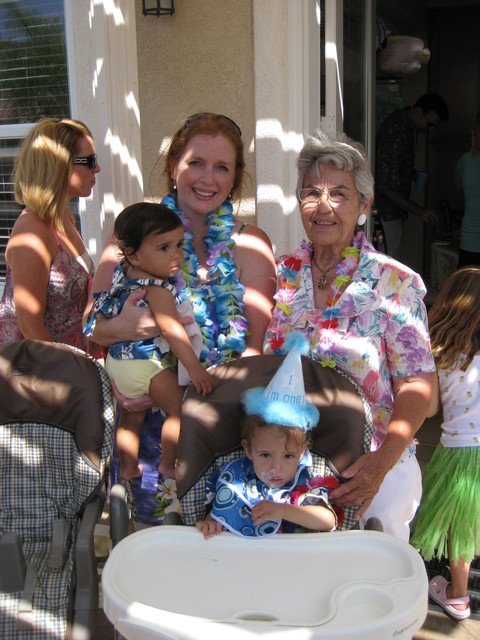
[162,194,247,366]
[311,233,361,367]
[272,232,361,369]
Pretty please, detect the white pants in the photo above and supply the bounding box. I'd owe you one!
[358,454,422,542]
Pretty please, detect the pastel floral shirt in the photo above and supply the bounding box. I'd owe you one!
[439,354,480,448]
[264,232,435,457]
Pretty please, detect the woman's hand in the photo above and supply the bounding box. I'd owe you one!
[115,289,158,338]
[328,451,391,519]
[330,371,437,519]
[92,289,195,348]
[90,289,157,346]
[111,379,155,412]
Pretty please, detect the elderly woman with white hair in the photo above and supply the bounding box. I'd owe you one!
[264,130,437,541]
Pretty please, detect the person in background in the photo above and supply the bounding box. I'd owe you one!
[454,111,480,268]
[411,267,480,621]
[375,93,449,260]
[0,118,99,349]
[85,202,213,480]
[85,112,276,524]
[264,129,437,541]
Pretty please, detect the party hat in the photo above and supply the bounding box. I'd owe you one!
[243,332,319,431]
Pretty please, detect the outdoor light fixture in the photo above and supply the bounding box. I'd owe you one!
[142,0,175,16]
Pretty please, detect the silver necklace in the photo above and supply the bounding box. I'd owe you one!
[311,254,339,289]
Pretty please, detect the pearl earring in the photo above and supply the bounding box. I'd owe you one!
[357,213,367,226]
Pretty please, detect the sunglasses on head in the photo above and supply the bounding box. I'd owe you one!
[181,113,242,136]
[73,154,97,170]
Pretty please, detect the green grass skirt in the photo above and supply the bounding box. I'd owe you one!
[410,444,480,563]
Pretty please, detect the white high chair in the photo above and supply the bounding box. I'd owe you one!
[102,525,428,640]
[102,355,428,639]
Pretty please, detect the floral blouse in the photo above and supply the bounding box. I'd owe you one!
[264,232,435,457]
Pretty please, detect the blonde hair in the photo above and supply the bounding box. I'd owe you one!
[428,267,480,372]
[13,118,93,232]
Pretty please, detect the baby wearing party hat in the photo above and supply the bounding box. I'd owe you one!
[196,333,343,539]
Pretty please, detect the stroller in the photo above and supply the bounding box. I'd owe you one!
[102,355,429,639]
[0,340,115,640]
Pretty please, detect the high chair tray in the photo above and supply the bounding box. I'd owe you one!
[102,526,428,640]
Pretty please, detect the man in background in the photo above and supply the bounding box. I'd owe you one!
[375,93,449,260]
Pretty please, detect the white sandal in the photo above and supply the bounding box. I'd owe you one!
[429,575,471,621]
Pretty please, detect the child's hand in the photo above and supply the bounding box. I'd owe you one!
[251,500,282,525]
[196,514,224,539]
[190,364,214,396]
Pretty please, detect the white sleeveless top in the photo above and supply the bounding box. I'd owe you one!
[439,353,480,447]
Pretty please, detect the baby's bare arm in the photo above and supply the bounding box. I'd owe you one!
[196,513,224,539]
[146,286,213,395]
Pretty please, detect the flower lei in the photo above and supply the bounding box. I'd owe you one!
[161,194,247,366]
[314,234,361,367]
[271,232,361,369]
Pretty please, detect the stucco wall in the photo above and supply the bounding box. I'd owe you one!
[135,0,256,220]
[68,0,301,262]
[68,0,143,260]
[253,0,299,257]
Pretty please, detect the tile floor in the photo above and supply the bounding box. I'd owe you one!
[92,413,480,640]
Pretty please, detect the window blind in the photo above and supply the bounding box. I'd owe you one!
[0,0,69,125]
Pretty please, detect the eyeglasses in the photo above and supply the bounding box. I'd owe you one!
[73,154,97,170]
[181,113,242,136]
[297,187,357,207]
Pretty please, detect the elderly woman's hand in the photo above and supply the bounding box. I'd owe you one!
[330,372,437,519]
[328,451,392,519]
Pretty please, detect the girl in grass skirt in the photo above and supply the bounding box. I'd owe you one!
[411,267,480,621]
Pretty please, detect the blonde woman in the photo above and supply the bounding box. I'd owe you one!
[0,118,100,349]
